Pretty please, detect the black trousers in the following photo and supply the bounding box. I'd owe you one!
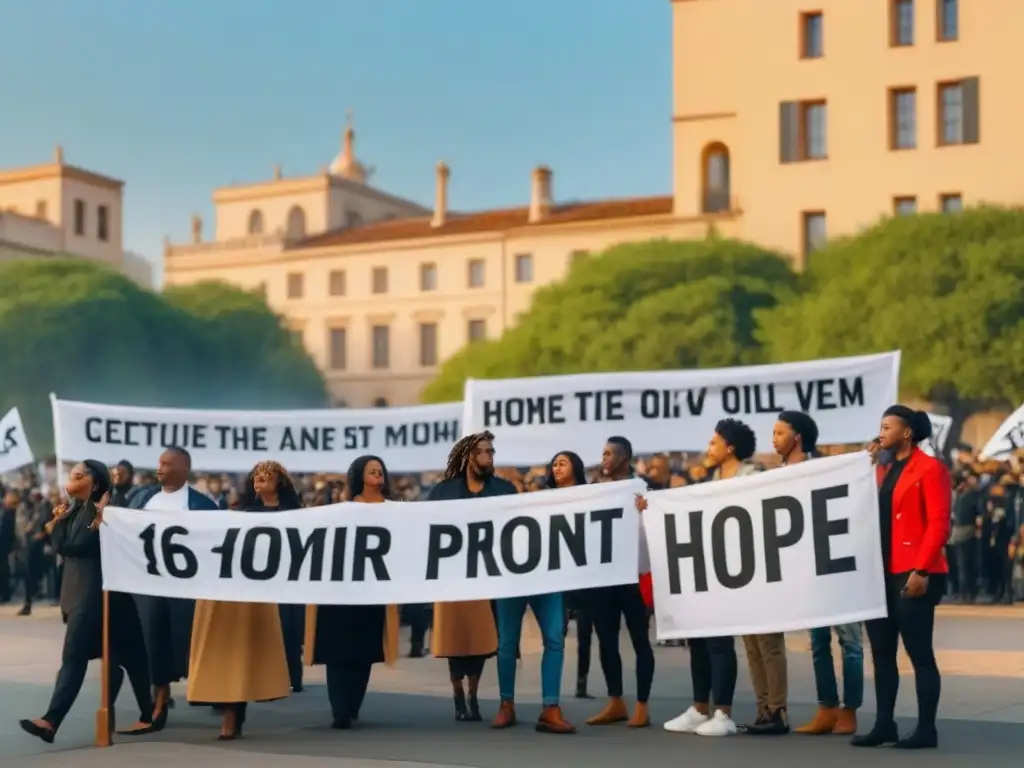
[21,543,44,608]
[689,635,738,707]
[325,661,372,724]
[955,540,978,599]
[589,583,655,702]
[0,549,11,601]
[406,604,431,652]
[866,572,945,735]
[43,649,153,731]
[278,604,305,690]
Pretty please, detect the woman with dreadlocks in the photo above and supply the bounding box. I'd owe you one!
[429,431,517,722]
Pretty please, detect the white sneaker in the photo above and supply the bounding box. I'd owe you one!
[663,705,709,733]
[695,709,737,737]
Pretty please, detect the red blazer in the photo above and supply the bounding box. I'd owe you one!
[875,447,950,574]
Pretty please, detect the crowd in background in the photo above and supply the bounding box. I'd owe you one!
[1,446,1022,617]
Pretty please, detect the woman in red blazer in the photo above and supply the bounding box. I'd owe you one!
[852,406,950,752]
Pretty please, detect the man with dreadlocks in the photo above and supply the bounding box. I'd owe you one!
[428,430,516,722]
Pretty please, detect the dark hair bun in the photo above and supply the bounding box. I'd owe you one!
[909,411,933,442]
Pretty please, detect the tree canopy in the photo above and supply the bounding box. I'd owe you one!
[757,206,1024,426]
[0,260,326,455]
[423,238,797,402]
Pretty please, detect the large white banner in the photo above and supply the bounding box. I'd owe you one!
[51,395,461,473]
[643,452,886,638]
[99,478,645,604]
[922,413,953,456]
[979,402,1024,460]
[463,352,901,466]
[0,407,34,474]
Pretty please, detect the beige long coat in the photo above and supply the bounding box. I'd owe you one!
[186,600,291,704]
[431,600,497,658]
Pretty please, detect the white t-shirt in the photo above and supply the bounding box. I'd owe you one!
[144,484,191,511]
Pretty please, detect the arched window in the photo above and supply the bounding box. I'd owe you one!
[372,397,388,408]
[286,206,306,239]
[701,143,731,214]
[247,209,264,234]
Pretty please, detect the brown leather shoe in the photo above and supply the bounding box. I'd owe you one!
[794,706,839,734]
[627,701,650,728]
[536,705,576,734]
[832,707,857,735]
[491,701,516,729]
[586,697,629,726]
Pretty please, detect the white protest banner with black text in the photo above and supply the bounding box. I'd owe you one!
[643,452,886,639]
[0,407,34,474]
[978,402,1024,460]
[99,478,645,604]
[922,413,953,457]
[51,395,461,473]
[463,352,901,466]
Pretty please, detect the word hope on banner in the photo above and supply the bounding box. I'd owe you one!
[51,395,461,473]
[643,452,886,639]
[463,352,901,466]
[99,478,646,604]
[979,402,1024,460]
[0,407,34,474]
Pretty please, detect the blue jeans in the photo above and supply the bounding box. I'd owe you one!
[809,623,864,709]
[495,592,564,706]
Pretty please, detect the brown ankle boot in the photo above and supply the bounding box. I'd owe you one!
[586,697,629,726]
[794,706,839,734]
[491,701,516,729]
[536,705,576,734]
[832,707,857,735]
[627,701,650,728]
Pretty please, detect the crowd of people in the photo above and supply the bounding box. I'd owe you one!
[0,406,1021,751]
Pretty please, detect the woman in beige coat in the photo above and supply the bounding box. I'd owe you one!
[186,462,293,740]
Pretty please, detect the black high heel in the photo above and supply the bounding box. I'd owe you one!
[453,691,469,721]
[149,706,169,733]
[19,719,56,744]
[467,693,482,722]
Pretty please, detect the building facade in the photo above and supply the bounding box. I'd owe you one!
[166,0,1016,407]
[0,145,154,286]
[674,0,1019,266]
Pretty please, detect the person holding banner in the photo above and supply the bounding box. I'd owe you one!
[585,436,654,730]
[428,431,506,722]
[305,455,399,730]
[489,451,582,734]
[20,461,155,744]
[129,447,219,729]
[662,419,758,738]
[853,407,950,750]
[186,461,294,740]
[774,412,863,737]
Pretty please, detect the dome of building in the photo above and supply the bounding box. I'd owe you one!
[329,116,368,183]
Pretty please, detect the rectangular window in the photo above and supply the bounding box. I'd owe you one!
[371,325,390,369]
[420,262,437,291]
[569,249,588,267]
[372,266,388,294]
[937,0,958,41]
[940,193,963,213]
[514,253,533,283]
[328,269,346,296]
[328,327,347,370]
[889,88,917,150]
[419,323,438,367]
[97,205,110,242]
[802,211,827,258]
[800,12,824,59]
[938,78,980,145]
[801,101,828,159]
[286,272,304,299]
[891,0,914,46]
[35,200,47,218]
[74,199,86,235]
[467,319,487,343]
[467,259,485,288]
[893,196,918,216]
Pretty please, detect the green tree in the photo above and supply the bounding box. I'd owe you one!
[423,238,797,402]
[757,206,1024,445]
[0,260,326,455]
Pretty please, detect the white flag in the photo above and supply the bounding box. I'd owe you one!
[0,407,35,473]
[978,403,1024,460]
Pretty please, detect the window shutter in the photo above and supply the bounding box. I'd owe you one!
[961,77,980,144]
[779,102,799,163]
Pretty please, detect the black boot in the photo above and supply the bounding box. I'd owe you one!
[851,721,899,747]
[574,676,593,699]
[453,689,469,721]
[745,707,789,735]
[894,728,937,749]
[467,675,483,722]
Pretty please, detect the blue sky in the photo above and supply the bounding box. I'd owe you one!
[0,0,671,268]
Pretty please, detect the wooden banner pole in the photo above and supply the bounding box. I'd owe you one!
[94,590,112,747]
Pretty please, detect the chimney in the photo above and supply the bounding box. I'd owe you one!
[191,214,203,244]
[53,144,64,165]
[432,161,450,228]
[529,166,553,223]
[273,164,282,180]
